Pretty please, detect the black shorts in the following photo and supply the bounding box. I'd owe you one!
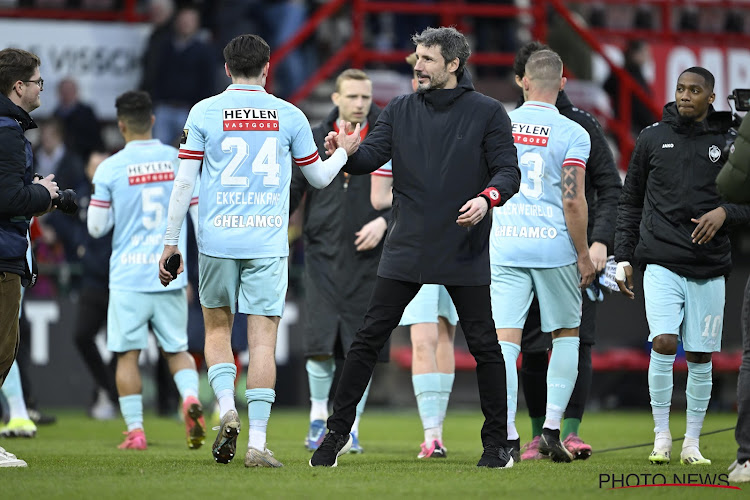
[521,290,596,353]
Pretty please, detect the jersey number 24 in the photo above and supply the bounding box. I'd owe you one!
[221,137,281,188]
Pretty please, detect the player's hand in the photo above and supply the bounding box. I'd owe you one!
[354,216,387,251]
[159,245,183,287]
[324,131,339,156]
[691,207,726,245]
[335,120,361,156]
[577,252,596,288]
[615,261,635,299]
[456,197,489,227]
[589,241,608,272]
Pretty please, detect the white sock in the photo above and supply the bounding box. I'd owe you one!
[425,427,441,443]
[248,419,267,450]
[310,399,328,422]
[652,406,670,433]
[216,389,236,418]
[543,403,564,431]
[351,415,361,434]
[683,436,700,449]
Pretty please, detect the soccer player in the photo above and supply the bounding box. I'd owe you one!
[290,69,392,454]
[88,90,205,452]
[491,49,595,463]
[158,34,358,467]
[369,53,459,459]
[614,67,750,465]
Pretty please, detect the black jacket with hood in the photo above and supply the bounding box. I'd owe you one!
[614,102,750,279]
[344,70,521,286]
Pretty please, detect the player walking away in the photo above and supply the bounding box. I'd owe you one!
[511,41,622,461]
[311,26,521,469]
[158,34,358,467]
[290,69,392,454]
[372,55,458,456]
[615,67,750,465]
[88,91,205,451]
[491,49,595,463]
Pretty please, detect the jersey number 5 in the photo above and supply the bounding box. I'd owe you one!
[221,137,280,188]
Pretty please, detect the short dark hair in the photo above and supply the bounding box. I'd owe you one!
[513,41,550,78]
[223,34,270,79]
[115,90,153,134]
[680,66,715,91]
[0,48,41,97]
[412,27,471,74]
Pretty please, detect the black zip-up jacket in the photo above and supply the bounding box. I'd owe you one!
[290,105,391,355]
[344,70,521,286]
[0,94,50,277]
[615,102,750,279]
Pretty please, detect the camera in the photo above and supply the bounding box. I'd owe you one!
[34,173,79,215]
[729,88,750,112]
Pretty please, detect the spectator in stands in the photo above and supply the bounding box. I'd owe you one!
[603,39,658,137]
[34,118,86,195]
[53,78,104,161]
[290,68,391,455]
[139,0,175,96]
[148,5,215,146]
[511,41,622,463]
[615,67,750,466]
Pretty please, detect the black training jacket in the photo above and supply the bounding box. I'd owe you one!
[615,102,750,279]
[0,94,50,277]
[344,70,521,286]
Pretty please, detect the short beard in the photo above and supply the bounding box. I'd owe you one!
[677,111,696,127]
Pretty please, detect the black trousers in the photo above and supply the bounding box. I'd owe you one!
[328,277,508,447]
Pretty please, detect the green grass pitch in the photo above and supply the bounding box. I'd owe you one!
[1,409,747,498]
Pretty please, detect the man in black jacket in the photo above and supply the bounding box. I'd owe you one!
[290,69,391,454]
[615,67,750,466]
[310,27,521,468]
[510,41,622,461]
[0,48,58,468]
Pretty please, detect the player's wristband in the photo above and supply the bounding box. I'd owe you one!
[615,261,631,281]
[478,187,501,208]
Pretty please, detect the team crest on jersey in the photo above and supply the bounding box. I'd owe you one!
[180,128,188,144]
[223,108,280,131]
[708,144,721,163]
[127,161,175,185]
[512,122,550,147]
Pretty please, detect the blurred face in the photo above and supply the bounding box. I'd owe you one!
[18,67,42,112]
[675,72,714,122]
[413,44,458,92]
[40,123,62,153]
[86,152,109,181]
[58,80,77,106]
[175,9,200,38]
[332,78,372,125]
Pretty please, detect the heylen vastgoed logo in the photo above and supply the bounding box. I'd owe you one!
[598,473,741,490]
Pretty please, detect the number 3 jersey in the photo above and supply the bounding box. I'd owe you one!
[179,84,319,259]
[490,101,590,268]
[91,139,199,292]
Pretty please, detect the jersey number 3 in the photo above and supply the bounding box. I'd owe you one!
[519,152,544,199]
[221,137,280,188]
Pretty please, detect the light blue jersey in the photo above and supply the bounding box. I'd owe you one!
[490,101,590,268]
[91,139,198,292]
[179,84,319,259]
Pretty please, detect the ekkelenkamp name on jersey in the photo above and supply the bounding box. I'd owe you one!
[216,191,281,205]
[213,214,284,228]
[512,123,551,147]
[127,161,175,185]
[223,107,280,131]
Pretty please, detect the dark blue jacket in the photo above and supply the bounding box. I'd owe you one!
[0,94,50,277]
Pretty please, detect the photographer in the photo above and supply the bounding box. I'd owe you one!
[717,102,750,203]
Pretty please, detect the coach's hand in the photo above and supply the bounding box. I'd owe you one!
[335,120,361,156]
[615,261,635,300]
[159,245,183,287]
[456,197,489,227]
[577,253,596,288]
[355,216,387,251]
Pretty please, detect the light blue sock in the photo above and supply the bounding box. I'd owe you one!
[208,363,237,417]
[306,358,335,402]
[685,361,712,439]
[544,337,580,431]
[351,377,372,435]
[1,361,29,421]
[499,341,521,440]
[438,373,455,424]
[246,388,275,450]
[648,350,675,433]
[413,373,441,431]
[119,394,143,432]
[173,368,199,401]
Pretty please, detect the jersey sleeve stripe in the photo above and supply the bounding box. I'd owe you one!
[190,197,199,206]
[179,148,203,154]
[371,170,393,177]
[295,151,320,166]
[179,152,204,160]
[294,151,319,163]
[90,199,111,208]
[562,158,587,169]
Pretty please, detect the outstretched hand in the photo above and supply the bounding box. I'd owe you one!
[331,120,361,156]
[456,197,489,227]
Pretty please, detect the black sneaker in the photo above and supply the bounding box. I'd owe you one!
[539,429,574,463]
[509,438,521,463]
[309,430,353,467]
[476,445,515,468]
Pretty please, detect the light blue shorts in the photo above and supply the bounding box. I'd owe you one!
[107,288,188,353]
[491,264,581,331]
[198,253,287,316]
[643,264,725,353]
[399,284,459,326]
